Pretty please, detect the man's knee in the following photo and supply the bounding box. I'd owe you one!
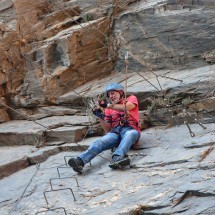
[89,140,101,151]
[127,129,139,137]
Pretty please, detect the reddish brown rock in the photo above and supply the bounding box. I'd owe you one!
[0,109,10,123]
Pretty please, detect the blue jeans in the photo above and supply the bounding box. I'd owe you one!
[79,126,140,164]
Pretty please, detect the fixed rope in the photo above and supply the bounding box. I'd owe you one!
[2,0,180,103]
[0,0,205,159]
[48,0,181,91]
[0,102,111,162]
[0,1,119,169]
[8,164,40,215]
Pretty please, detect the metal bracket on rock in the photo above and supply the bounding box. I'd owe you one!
[44,188,76,206]
[49,176,79,190]
[35,207,67,215]
[183,109,207,137]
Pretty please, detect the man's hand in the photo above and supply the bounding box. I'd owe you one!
[92,107,104,119]
[98,100,109,108]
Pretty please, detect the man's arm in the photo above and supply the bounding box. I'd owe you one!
[92,106,111,133]
[98,118,111,133]
[109,101,136,111]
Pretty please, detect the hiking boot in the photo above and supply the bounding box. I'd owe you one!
[109,155,130,169]
[68,157,84,174]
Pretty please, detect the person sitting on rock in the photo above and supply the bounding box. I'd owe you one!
[68,83,141,173]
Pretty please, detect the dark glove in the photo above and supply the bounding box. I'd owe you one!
[92,108,104,119]
[99,100,108,108]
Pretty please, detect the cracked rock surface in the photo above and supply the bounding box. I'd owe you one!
[0,123,214,214]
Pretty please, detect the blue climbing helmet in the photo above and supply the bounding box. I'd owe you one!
[105,83,124,97]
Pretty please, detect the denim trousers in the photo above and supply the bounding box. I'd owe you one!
[79,126,140,164]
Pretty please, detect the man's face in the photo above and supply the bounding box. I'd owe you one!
[108,90,121,103]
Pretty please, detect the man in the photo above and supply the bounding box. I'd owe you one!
[68,83,140,173]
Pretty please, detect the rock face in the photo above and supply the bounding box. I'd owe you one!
[57,64,215,127]
[0,0,215,214]
[0,0,215,122]
[0,0,114,122]
[0,115,90,146]
[114,0,215,72]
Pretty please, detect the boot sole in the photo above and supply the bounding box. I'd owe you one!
[68,158,83,174]
[109,158,130,169]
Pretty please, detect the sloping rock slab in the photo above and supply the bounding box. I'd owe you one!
[0,159,29,180]
[28,139,92,165]
[46,126,88,142]
[27,146,61,165]
[1,123,215,214]
[0,115,90,146]
[0,146,35,179]
[0,138,93,178]
[57,65,215,107]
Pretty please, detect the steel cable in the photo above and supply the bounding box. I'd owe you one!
[0,102,111,162]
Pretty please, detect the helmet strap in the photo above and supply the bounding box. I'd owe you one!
[119,90,125,99]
